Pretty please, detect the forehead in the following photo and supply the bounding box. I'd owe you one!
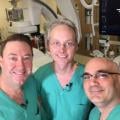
[85,58,115,73]
[3,41,31,55]
[49,25,76,43]
[50,25,75,35]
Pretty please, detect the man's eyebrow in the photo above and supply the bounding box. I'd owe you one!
[97,70,120,75]
[8,53,32,56]
[23,54,33,56]
[83,72,91,75]
[97,70,110,73]
[8,53,17,56]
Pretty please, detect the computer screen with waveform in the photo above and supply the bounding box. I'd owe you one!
[99,0,120,35]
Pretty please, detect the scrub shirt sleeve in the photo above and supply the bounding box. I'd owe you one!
[0,112,5,120]
[33,74,42,95]
[0,117,4,120]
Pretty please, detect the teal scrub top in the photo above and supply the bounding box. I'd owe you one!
[0,75,41,120]
[34,63,92,120]
[89,105,120,120]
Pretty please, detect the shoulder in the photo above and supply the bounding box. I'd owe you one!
[23,74,37,91]
[77,63,85,71]
[24,74,35,84]
[0,111,7,120]
[108,104,120,119]
[89,107,100,120]
[34,63,52,75]
[75,63,85,77]
[33,62,54,82]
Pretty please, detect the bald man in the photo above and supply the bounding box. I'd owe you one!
[82,57,120,120]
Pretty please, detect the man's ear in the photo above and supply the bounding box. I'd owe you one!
[46,40,50,52]
[0,56,3,68]
[75,44,78,52]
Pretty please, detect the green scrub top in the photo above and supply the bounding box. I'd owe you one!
[0,75,41,120]
[34,63,92,120]
[89,105,120,120]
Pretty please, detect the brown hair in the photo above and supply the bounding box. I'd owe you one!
[0,33,33,56]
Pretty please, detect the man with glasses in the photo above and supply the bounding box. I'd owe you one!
[34,18,92,120]
[82,57,120,120]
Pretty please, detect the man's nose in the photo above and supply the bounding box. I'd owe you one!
[16,59,25,68]
[89,76,100,85]
[59,43,66,48]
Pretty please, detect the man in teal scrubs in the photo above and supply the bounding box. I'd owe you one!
[83,57,120,120]
[34,18,92,120]
[0,34,41,120]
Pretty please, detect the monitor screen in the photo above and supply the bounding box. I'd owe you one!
[99,0,120,35]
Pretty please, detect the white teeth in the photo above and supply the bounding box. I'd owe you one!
[58,55,66,58]
[91,90,103,92]
[60,56,66,58]
[17,73,23,75]
[14,72,24,75]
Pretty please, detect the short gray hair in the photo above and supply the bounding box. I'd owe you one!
[45,18,78,43]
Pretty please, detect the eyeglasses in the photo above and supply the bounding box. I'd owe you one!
[81,70,120,81]
[49,41,76,48]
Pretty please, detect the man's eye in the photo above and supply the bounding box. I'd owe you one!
[54,41,60,46]
[9,57,17,61]
[83,75,91,80]
[66,42,74,47]
[98,73,109,78]
[23,56,32,61]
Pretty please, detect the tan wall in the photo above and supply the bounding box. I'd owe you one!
[0,0,57,40]
[0,0,10,40]
[74,54,91,65]
[39,0,57,33]
[0,0,24,40]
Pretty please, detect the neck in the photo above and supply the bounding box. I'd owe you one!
[54,62,76,74]
[0,78,24,104]
[99,99,120,120]
[53,62,77,87]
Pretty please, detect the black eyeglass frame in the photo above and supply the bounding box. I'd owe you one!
[81,70,120,80]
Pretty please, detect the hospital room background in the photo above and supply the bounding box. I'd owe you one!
[0,0,120,71]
